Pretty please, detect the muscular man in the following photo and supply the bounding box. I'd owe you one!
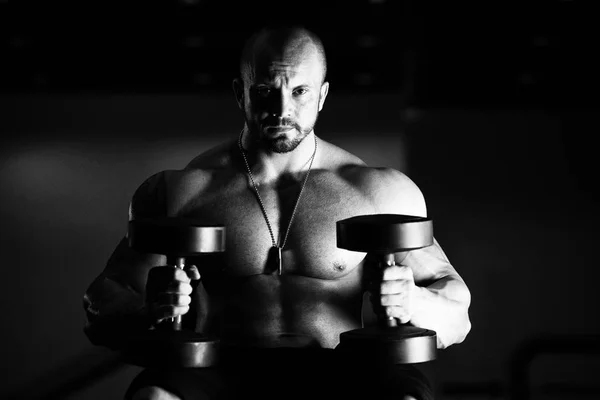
[83,25,471,400]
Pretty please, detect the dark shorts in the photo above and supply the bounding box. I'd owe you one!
[125,346,435,400]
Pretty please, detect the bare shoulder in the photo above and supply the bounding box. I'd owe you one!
[129,140,236,218]
[360,167,427,217]
[172,140,235,185]
[320,139,427,218]
[129,170,169,220]
[185,140,235,171]
[317,137,368,169]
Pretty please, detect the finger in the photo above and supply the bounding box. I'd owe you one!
[384,306,411,324]
[157,293,192,306]
[380,279,410,295]
[185,264,201,281]
[165,281,193,296]
[380,292,410,307]
[153,304,190,320]
[173,267,192,283]
[381,265,413,281]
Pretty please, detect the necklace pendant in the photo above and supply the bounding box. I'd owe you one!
[267,246,283,275]
[276,246,282,275]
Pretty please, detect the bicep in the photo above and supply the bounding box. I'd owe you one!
[399,238,471,305]
[371,170,460,283]
[89,170,170,299]
[83,237,165,328]
[111,169,171,291]
[103,236,166,294]
[365,169,470,303]
[397,237,460,285]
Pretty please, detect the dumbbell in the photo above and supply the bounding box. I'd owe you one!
[336,214,437,364]
[123,216,226,368]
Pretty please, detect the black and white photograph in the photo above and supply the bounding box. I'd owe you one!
[0,1,597,399]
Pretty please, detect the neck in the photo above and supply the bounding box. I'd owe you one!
[239,127,317,184]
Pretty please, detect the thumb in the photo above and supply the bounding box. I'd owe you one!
[185,264,201,281]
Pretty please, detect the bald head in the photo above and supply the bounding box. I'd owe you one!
[239,25,327,86]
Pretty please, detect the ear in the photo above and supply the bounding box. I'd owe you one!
[318,81,329,112]
[232,78,244,110]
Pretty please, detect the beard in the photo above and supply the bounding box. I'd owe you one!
[246,114,318,154]
[265,127,311,153]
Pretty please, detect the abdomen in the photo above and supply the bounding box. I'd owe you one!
[219,273,364,348]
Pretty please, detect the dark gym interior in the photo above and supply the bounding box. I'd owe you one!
[1,1,598,399]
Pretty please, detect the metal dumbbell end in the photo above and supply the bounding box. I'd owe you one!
[125,217,226,368]
[336,214,437,364]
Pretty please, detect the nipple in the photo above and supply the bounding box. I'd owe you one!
[334,263,346,272]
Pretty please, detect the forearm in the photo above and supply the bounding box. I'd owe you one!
[411,276,471,349]
[83,274,153,350]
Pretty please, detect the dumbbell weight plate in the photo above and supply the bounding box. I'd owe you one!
[337,214,433,253]
[123,330,220,368]
[338,326,437,364]
[128,217,226,256]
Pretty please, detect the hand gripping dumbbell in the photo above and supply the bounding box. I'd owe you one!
[123,217,226,368]
[336,214,437,364]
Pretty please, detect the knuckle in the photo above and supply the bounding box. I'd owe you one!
[382,265,405,280]
[385,307,396,318]
[180,295,191,306]
[174,268,189,281]
[380,281,391,293]
[381,280,400,294]
[380,294,392,306]
[178,305,190,315]
[170,305,185,316]
[171,294,191,306]
[381,266,394,280]
[181,283,193,295]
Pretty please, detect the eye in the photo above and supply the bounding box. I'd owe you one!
[256,87,271,97]
[293,87,308,96]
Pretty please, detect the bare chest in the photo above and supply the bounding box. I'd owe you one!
[173,173,376,279]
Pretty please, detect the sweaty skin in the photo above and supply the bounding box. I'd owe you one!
[83,27,471,356]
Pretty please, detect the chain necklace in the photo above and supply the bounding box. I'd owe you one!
[238,129,317,275]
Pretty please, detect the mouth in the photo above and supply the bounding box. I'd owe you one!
[265,126,294,134]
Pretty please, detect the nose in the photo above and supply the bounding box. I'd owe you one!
[268,90,292,119]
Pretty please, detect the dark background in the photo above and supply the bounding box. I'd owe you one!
[1,1,598,399]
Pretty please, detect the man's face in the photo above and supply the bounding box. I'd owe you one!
[236,43,329,153]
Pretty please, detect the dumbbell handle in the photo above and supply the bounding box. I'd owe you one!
[381,253,400,328]
[167,256,186,331]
